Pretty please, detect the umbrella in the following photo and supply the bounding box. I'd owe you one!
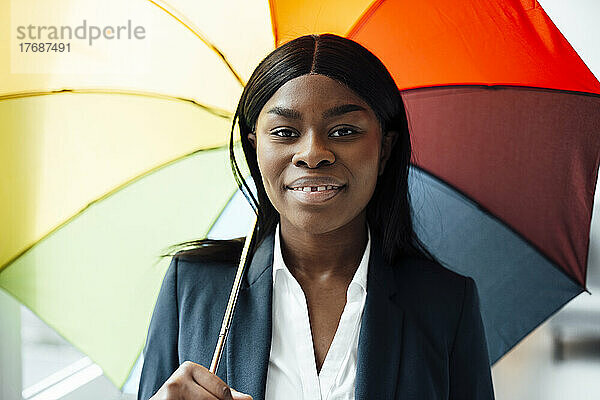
[1,0,599,391]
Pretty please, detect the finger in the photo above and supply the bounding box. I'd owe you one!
[159,378,220,400]
[185,362,233,400]
[186,383,221,400]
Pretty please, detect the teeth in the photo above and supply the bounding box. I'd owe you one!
[291,185,341,191]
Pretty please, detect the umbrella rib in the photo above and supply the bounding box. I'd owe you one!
[346,0,386,38]
[0,143,232,275]
[400,83,600,97]
[268,0,279,47]
[0,88,233,119]
[145,0,246,87]
[410,163,589,291]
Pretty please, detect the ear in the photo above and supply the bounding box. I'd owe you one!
[247,131,257,150]
[379,130,399,176]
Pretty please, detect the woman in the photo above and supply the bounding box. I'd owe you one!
[138,34,495,400]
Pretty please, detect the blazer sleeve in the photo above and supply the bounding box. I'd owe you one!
[449,276,495,400]
[137,256,181,400]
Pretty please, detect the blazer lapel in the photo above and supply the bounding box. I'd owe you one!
[355,232,405,400]
[226,231,274,399]
[224,229,405,399]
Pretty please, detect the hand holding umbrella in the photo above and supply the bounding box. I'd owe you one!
[149,361,252,400]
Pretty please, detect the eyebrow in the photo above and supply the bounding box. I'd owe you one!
[265,104,368,120]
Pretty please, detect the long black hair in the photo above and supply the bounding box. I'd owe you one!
[167,33,436,265]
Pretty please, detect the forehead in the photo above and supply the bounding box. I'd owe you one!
[259,74,374,116]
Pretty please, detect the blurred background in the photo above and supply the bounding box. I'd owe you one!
[1,0,599,399]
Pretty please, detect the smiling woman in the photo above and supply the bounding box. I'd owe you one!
[137,34,495,400]
[248,74,389,235]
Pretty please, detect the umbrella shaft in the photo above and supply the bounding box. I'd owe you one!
[209,214,258,374]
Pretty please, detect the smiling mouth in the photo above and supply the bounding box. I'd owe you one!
[285,185,345,203]
[288,185,343,192]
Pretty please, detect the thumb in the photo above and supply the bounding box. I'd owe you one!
[230,388,253,400]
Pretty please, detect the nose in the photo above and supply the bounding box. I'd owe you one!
[291,132,335,168]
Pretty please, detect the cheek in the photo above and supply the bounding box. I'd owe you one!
[256,142,285,199]
[354,140,382,191]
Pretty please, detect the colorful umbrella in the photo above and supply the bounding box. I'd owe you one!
[1,0,599,391]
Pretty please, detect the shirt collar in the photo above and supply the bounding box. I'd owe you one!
[272,222,371,292]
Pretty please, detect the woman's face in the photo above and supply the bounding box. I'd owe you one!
[248,74,397,234]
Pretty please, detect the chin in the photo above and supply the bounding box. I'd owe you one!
[280,209,355,235]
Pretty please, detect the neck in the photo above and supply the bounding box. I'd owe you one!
[278,212,369,284]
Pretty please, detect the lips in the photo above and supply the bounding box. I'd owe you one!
[285,177,346,204]
[286,176,345,190]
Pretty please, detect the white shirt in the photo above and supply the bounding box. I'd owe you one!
[265,223,371,400]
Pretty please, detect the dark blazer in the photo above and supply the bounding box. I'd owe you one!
[138,229,495,400]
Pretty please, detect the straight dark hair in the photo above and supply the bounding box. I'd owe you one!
[168,33,436,265]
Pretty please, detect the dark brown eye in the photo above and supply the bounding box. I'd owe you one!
[271,129,299,138]
[330,127,357,137]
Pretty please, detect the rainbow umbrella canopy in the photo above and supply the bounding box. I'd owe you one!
[1,0,599,390]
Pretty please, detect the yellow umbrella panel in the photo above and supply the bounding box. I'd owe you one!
[0,92,246,387]
[1,0,270,388]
